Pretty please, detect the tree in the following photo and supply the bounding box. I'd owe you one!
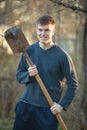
[80,1,87,129]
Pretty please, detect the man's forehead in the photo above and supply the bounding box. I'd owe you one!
[37,24,55,29]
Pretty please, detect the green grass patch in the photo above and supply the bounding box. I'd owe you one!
[0,118,14,130]
[58,125,62,130]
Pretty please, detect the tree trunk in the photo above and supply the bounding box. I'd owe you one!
[4,0,13,24]
[5,0,13,12]
[80,16,87,130]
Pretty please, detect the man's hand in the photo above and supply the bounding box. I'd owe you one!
[28,65,38,77]
[50,102,63,115]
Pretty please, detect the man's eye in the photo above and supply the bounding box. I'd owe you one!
[38,29,50,32]
[45,29,49,32]
[38,29,42,31]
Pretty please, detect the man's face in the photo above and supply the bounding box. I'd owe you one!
[36,24,55,44]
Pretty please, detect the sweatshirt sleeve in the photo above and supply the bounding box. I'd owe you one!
[59,54,78,110]
[16,54,34,84]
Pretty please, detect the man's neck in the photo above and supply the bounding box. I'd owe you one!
[39,42,55,50]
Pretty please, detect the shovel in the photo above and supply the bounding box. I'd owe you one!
[4,26,67,130]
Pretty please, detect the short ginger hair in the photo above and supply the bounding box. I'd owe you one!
[36,15,55,26]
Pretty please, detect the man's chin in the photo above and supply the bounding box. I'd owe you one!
[40,40,50,44]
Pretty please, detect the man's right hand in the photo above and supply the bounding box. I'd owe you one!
[28,65,38,77]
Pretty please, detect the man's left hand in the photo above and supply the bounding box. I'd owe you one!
[50,102,63,115]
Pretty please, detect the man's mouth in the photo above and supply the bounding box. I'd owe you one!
[40,37,47,39]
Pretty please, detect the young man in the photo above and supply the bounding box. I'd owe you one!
[13,15,78,130]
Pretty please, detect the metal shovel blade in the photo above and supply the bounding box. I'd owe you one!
[4,26,29,53]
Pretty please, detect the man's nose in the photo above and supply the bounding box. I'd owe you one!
[41,30,46,35]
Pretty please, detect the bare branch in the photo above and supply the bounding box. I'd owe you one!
[50,0,87,13]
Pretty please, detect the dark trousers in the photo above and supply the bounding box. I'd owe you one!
[13,101,58,130]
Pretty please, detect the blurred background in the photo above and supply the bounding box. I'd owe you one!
[0,0,87,130]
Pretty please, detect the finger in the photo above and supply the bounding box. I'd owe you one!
[28,67,37,73]
[50,108,57,115]
[50,106,56,112]
[50,105,56,110]
[29,69,38,76]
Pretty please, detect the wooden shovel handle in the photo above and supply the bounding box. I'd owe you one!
[23,51,67,130]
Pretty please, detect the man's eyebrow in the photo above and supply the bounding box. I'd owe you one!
[38,28,50,31]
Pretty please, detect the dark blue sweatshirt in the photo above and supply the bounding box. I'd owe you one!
[16,42,78,110]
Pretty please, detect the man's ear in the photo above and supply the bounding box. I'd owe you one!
[52,28,56,35]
